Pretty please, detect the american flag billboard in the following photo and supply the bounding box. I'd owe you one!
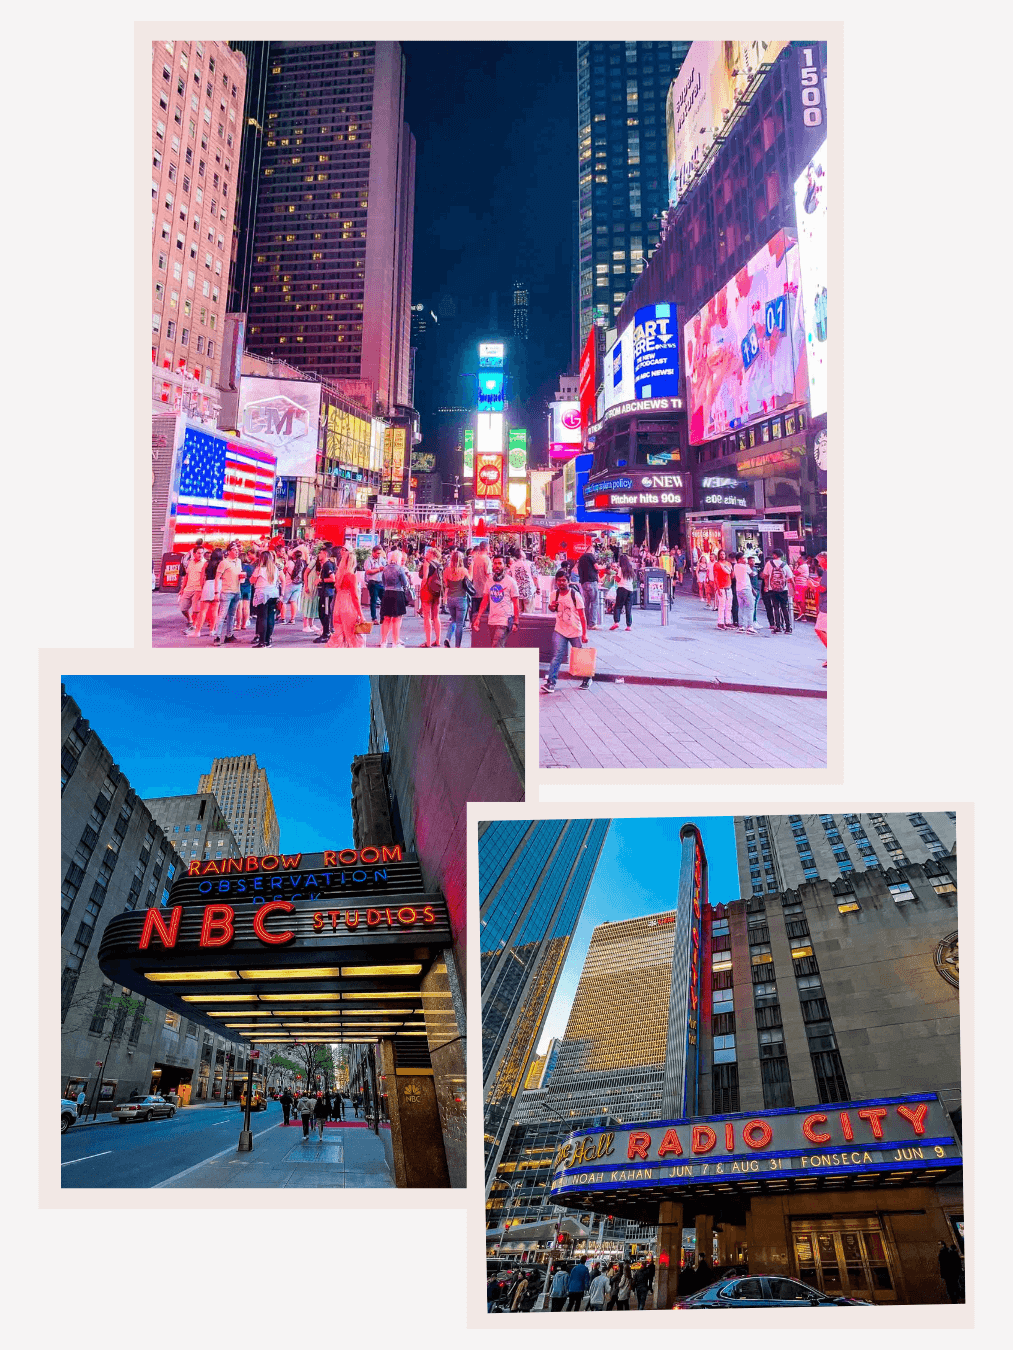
[171,426,276,548]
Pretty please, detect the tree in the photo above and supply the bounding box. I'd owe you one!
[291,1042,336,1094]
[62,982,154,1116]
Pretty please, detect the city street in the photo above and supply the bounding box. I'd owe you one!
[60,1097,394,1189]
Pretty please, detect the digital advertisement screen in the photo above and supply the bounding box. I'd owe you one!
[602,322,634,410]
[474,452,504,499]
[479,342,505,368]
[412,451,437,473]
[667,40,788,205]
[507,480,528,513]
[463,427,474,480]
[529,469,554,515]
[683,229,808,445]
[238,376,322,478]
[633,303,680,399]
[508,427,527,478]
[549,401,582,452]
[794,137,827,418]
[579,327,598,432]
[477,411,503,457]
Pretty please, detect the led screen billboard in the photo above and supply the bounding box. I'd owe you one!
[172,427,276,549]
[412,451,437,473]
[529,469,554,515]
[667,40,788,205]
[579,327,598,432]
[602,322,634,410]
[508,427,527,478]
[479,342,505,368]
[477,411,503,457]
[683,229,808,445]
[794,137,827,418]
[549,402,582,455]
[238,376,322,478]
[633,303,680,399]
[463,428,474,480]
[507,480,528,513]
[474,453,504,500]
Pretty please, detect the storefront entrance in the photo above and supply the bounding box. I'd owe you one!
[791,1219,898,1303]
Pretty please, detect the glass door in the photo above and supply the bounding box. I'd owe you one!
[792,1221,898,1303]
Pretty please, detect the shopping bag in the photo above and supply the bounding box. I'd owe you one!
[568,645,597,678]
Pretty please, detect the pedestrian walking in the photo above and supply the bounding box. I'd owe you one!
[279,1088,293,1126]
[732,552,757,632]
[815,549,828,667]
[615,1264,633,1311]
[509,546,535,614]
[549,1265,569,1312]
[379,549,410,648]
[326,546,368,647]
[473,555,520,648]
[713,549,734,629]
[364,545,386,625]
[300,551,321,634]
[632,1261,651,1309]
[565,1257,590,1310]
[213,541,244,644]
[418,545,444,647]
[577,549,602,628]
[471,539,491,602]
[281,547,306,625]
[297,1091,314,1139]
[695,550,710,606]
[442,550,472,647]
[609,553,637,631]
[75,1089,87,1118]
[938,1242,964,1302]
[510,1271,529,1312]
[487,1274,502,1314]
[314,1092,330,1140]
[250,550,281,648]
[761,549,793,634]
[314,544,336,643]
[587,1267,610,1311]
[542,570,590,693]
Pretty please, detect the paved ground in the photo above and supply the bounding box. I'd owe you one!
[61,1096,394,1189]
[153,586,827,770]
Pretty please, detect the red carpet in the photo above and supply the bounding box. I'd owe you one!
[283,1118,370,1128]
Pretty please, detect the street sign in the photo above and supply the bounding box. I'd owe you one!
[251,1050,260,1060]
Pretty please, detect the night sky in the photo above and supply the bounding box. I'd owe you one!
[402,41,578,410]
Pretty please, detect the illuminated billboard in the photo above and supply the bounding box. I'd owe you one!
[633,303,680,399]
[475,453,504,500]
[172,427,276,549]
[549,402,582,459]
[412,451,437,473]
[383,427,407,493]
[479,342,505,367]
[477,411,503,457]
[683,229,808,445]
[667,41,788,205]
[463,427,474,480]
[579,327,598,433]
[529,469,554,515]
[602,322,635,410]
[794,137,827,418]
[238,376,322,478]
[508,427,527,478]
[507,480,528,513]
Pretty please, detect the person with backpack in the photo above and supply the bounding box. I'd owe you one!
[542,569,590,694]
[761,549,793,634]
[418,545,444,647]
[249,550,281,648]
[379,549,410,648]
[281,547,306,624]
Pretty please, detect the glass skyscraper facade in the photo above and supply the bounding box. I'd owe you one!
[576,39,691,347]
[481,818,609,1188]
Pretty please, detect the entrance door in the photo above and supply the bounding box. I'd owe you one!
[792,1220,898,1303]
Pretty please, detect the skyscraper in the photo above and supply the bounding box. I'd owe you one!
[196,755,279,856]
[734,812,958,897]
[142,792,241,869]
[576,39,691,347]
[151,40,248,389]
[237,41,415,413]
[481,818,610,1188]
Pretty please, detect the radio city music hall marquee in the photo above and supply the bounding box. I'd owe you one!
[548,1094,961,1202]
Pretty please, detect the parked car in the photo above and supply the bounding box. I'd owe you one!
[61,1098,78,1133]
[240,1090,267,1112]
[674,1275,870,1308]
[112,1094,176,1124]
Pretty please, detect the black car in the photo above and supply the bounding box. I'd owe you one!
[674,1275,870,1308]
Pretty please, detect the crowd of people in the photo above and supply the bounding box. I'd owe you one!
[275,1087,363,1138]
[170,534,826,669]
[488,1251,750,1313]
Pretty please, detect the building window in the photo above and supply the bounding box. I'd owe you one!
[889,883,915,903]
[760,1056,794,1108]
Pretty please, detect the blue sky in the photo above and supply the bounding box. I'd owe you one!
[537,816,738,1050]
[61,676,372,852]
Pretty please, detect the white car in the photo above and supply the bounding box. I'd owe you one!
[61,1098,78,1133]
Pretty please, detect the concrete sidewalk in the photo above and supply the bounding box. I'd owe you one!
[156,1117,396,1188]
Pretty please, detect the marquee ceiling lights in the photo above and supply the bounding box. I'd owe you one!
[145,970,239,982]
[182,993,258,1002]
[258,992,342,1002]
[237,967,344,980]
[341,964,422,977]
[342,990,419,1000]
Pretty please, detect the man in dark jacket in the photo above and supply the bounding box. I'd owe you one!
[938,1242,964,1301]
[632,1261,651,1309]
[566,1257,591,1310]
[576,551,601,629]
[279,1088,293,1125]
